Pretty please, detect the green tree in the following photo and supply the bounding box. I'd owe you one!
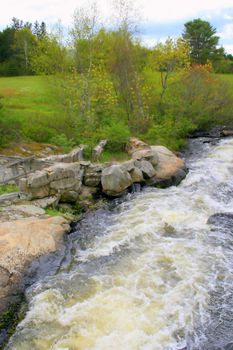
[0,27,15,63]
[108,0,147,131]
[30,35,66,75]
[151,37,190,102]
[182,18,223,64]
[13,27,36,74]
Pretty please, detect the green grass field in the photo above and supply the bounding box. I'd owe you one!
[0,75,69,149]
[0,76,61,119]
[1,73,232,119]
[0,73,232,154]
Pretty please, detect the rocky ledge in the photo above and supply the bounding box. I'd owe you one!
[18,138,187,200]
[0,215,70,311]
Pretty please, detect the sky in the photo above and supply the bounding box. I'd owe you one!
[1,0,233,54]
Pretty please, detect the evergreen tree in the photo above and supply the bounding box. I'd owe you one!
[182,18,223,64]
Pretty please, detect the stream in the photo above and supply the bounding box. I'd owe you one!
[5,137,233,350]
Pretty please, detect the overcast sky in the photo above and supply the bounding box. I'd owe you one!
[1,0,233,53]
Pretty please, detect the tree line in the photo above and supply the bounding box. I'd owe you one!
[0,5,233,152]
[0,15,233,76]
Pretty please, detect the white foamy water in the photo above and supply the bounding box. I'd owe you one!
[6,138,233,350]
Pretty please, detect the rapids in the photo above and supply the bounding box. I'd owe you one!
[6,138,233,350]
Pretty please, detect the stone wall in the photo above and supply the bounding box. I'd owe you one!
[19,142,187,203]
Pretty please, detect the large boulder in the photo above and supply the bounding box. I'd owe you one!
[101,165,133,196]
[27,170,49,188]
[47,162,83,182]
[0,216,70,313]
[149,146,186,186]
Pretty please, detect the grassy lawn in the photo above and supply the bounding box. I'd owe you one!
[0,75,68,149]
[0,73,232,155]
[1,73,232,116]
[0,75,61,119]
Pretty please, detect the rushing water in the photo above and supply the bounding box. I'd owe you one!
[6,138,233,350]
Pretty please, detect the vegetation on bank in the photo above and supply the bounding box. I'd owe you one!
[0,184,19,195]
[0,3,233,155]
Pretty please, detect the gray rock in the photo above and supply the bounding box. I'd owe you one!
[134,160,156,179]
[60,191,79,203]
[132,149,158,167]
[129,167,144,183]
[27,171,49,188]
[26,185,50,199]
[84,164,103,187]
[50,177,78,190]
[101,165,132,196]
[31,196,59,209]
[9,205,45,216]
[0,192,20,203]
[121,160,135,172]
[44,147,84,163]
[151,145,186,180]
[79,186,99,199]
[47,163,83,182]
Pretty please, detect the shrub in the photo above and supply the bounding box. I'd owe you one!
[22,123,55,143]
[0,106,22,146]
[99,121,130,152]
[168,65,233,130]
[49,133,75,150]
[145,116,196,150]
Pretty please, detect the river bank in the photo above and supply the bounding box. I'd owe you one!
[4,135,233,350]
[0,138,187,346]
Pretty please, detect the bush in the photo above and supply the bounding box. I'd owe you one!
[99,121,130,152]
[0,106,22,146]
[145,116,196,150]
[22,123,55,143]
[167,65,233,130]
[49,134,75,150]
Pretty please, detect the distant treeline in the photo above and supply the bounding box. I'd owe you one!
[0,15,233,77]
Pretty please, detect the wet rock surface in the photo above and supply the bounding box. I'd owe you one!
[0,215,70,321]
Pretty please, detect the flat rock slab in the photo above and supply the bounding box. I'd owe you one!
[0,204,46,222]
[0,215,70,314]
[0,216,70,273]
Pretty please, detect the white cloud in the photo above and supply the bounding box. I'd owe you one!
[224,44,233,54]
[223,14,233,20]
[218,23,233,40]
[140,0,233,23]
[1,0,233,27]
[0,0,232,56]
